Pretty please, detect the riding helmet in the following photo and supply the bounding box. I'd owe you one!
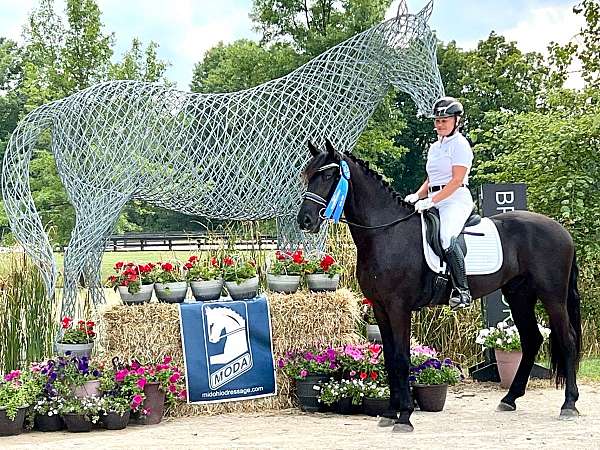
[432,96,464,118]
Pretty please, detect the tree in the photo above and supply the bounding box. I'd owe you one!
[109,38,171,84]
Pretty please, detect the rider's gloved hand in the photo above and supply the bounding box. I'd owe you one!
[404,193,420,204]
[414,198,434,212]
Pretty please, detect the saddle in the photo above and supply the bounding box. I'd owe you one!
[422,208,481,264]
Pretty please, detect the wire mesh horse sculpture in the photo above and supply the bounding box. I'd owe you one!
[298,140,581,432]
[2,0,443,316]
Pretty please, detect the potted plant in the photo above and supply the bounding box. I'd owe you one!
[278,347,338,412]
[336,343,386,382]
[154,261,188,303]
[48,355,102,399]
[32,396,65,432]
[409,355,462,412]
[362,381,390,417]
[222,255,259,300]
[0,370,39,436]
[361,298,381,343]
[476,320,551,388]
[112,356,186,425]
[106,261,155,304]
[55,317,96,357]
[316,379,345,412]
[266,249,305,293]
[58,396,101,432]
[184,255,223,301]
[98,395,130,430]
[304,253,342,292]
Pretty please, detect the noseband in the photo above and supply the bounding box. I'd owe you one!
[303,159,417,230]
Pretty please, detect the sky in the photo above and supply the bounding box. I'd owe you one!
[0,0,586,89]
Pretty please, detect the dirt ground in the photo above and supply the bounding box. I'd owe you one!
[3,382,599,449]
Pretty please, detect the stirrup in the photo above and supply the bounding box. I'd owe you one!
[449,289,472,310]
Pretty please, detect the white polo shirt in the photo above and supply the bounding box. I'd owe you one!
[425,133,473,186]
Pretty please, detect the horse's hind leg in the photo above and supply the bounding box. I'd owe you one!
[497,278,542,411]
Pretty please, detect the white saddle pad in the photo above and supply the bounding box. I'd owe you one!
[421,216,503,275]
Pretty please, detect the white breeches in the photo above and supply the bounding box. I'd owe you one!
[429,187,474,249]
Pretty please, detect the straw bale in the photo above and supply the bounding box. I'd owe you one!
[99,289,362,416]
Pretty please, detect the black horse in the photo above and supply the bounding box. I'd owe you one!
[297,140,581,432]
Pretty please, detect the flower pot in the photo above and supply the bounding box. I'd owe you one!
[190,278,224,302]
[266,274,301,294]
[155,281,188,303]
[54,341,94,358]
[225,276,259,300]
[366,324,381,343]
[102,411,130,430]
[362,397,390,417]
[136,382,165,425]
[118,283,154,305]
[306,273,340,292]
[495,349,523,388]
[0,407,27,436]
[61,413,92,432]
[71,379,101,399]
[413,383,448,412]
[335,396,363,415]
[295,374,330,412]
[34,413,64,432]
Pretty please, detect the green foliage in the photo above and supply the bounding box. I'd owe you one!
[222,256,258,282]
[0,371,41,420]
[109,38,171,84]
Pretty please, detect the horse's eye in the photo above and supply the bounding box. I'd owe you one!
[323,172,334,180]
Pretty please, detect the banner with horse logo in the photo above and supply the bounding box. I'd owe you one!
[179,295,276,403]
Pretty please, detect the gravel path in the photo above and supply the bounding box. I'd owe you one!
[3,382,599,449]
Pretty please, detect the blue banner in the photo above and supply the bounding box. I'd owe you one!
[179,295,277,404]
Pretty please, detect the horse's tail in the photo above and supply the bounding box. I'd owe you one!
[1,103,58,299]
[549,251,582,386]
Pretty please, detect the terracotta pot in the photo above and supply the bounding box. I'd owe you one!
[306,273,340,292]
[225,276,259,300]
[55,341,94,358]
[102,411,130,430]
[266,274,301,294]
[61,413,92,432]
[155,281,188,303]
[118,283,154,304]
[495,349,523,388]
[0,407,27,436]
[136,382,165,425]
[413,383,448,412]
[34,413,64,432]
[71,380,101,399]
[295,374,331,412]
[190,278,223,301]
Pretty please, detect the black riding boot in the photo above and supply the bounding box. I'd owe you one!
[445,237,472,310]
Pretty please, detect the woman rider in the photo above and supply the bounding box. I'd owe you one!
[404,96,474,310]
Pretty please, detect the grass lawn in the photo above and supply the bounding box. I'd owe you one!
[579,357,600,381]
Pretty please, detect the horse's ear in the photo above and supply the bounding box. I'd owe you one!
[307,140,320,157]
[417,0,433,22]
[325,138,336,156]
[396,0,408,17]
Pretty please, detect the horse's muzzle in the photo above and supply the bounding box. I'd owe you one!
[297,209,321,233]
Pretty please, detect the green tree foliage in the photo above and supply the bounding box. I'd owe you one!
[109,38,171,84]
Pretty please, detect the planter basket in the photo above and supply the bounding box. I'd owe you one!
[118,284,154,305]
[34,413,64,432]
[295,374,330,412]
[155,281,188,303]
[102,411,130,430]
[62,413,92,432]
[366,324,381,343]
[413,383,448,412]
[132,382,165,425]
[335,397,363,415]
[190,279,223,302]
[55,341,94,358]
[266,274,301,294]
[306,273,340,292]
[495,349,523,388]
[225,276,259,300]
[0,407,27,436]
[362,397,390,417]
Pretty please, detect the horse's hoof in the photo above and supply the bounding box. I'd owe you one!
[392,423,414,433]
[559,408,579,420]
[496,402,516,412]
[377,417,395,427]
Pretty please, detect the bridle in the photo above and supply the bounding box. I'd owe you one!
[302,159,417,230]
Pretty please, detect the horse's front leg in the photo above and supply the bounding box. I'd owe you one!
[373,303,414,432]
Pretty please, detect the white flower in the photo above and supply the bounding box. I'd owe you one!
[497,322,506,329]
[476,336,485,345]
[48,411,53,416]
[507,338,512,343]
[496,338,503,345]
[480,329,490,337]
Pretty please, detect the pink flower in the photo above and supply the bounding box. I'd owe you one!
[178,389,187,400]
[299,369,308,378]
[142,408,151,415]
[132,394,143,405]
[349,370,357,376]
[136,367,145,376]
[115,369,128,382]
[137,378,147,389]
[168,384,177,393]
[131,361,141,370]
[169,373,180,383]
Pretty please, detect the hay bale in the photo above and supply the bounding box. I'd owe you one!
[99,289,362,416]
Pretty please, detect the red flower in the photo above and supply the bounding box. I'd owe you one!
[275,250,285,261]
[138,264,151,273]
[210,257,218,267]
[86,321,95,327]
[223,256,234,266]
[359,371,368,380]
[115,261,124,270]
[370,371,378,381]
[61,317,72,329]
[369,344,382,355]
[184,262,193,269]
[362,298,373,306]
[162,262,174,271]
[320,254,336,271]
[189,255,199,263]
[292,250,304,264]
